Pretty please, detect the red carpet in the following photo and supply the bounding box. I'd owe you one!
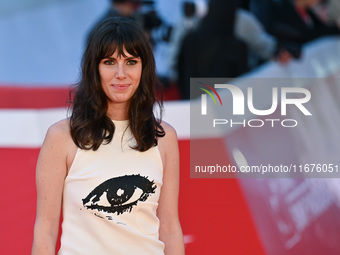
[0,86,265,254]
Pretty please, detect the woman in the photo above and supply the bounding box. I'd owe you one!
[32,17,184,255]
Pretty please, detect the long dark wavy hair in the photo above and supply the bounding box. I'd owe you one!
[69,17,164,152]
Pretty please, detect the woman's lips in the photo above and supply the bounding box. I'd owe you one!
[111,84,130,91]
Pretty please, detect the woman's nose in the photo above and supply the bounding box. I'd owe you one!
[115,64,127,79]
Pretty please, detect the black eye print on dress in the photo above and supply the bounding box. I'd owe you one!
[82,174,156,215]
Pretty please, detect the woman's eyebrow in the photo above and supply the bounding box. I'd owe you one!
[125,56,140,60]
[103,56,139,60]
[103,56,116,60]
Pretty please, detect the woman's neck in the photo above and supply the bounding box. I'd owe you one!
[106,103,129,121]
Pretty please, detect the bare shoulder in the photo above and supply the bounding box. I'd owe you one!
[44,118,74,144]
[46,119,70,137]
[157,121,179,163]
[159,121,178,142]
[41,118,77,170]
[46,118,75,146]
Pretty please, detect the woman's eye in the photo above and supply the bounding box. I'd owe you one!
[103,60,115,65]
[127,60,137,65]
[82,174,156,216]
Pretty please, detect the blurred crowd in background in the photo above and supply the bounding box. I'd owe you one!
[92,0,340,99]
[0,0,339,100]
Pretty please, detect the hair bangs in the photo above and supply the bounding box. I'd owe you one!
[101,28,141,60]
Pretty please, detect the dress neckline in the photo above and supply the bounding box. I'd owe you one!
[112,119,129,132]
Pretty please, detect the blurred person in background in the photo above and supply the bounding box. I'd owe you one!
[254,0,340,45]
[238,0,251,10]
[170,0,285,77]
[312,0,340,26]
[87,0,141,42]
[100,0,140,19]
[235,2,294,68]
[176,0,248,99]
[249,0,275,30]
[173,0,293,99]
[168,1,206,82]
[87,0,170,47]
[328,0,340,26]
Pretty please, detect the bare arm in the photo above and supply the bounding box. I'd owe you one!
[157,122,185,255]
[31,120,76,255]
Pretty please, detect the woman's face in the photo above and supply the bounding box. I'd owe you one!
[98,48,142,108]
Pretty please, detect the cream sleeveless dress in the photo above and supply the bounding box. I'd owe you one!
[58,120,164,254]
